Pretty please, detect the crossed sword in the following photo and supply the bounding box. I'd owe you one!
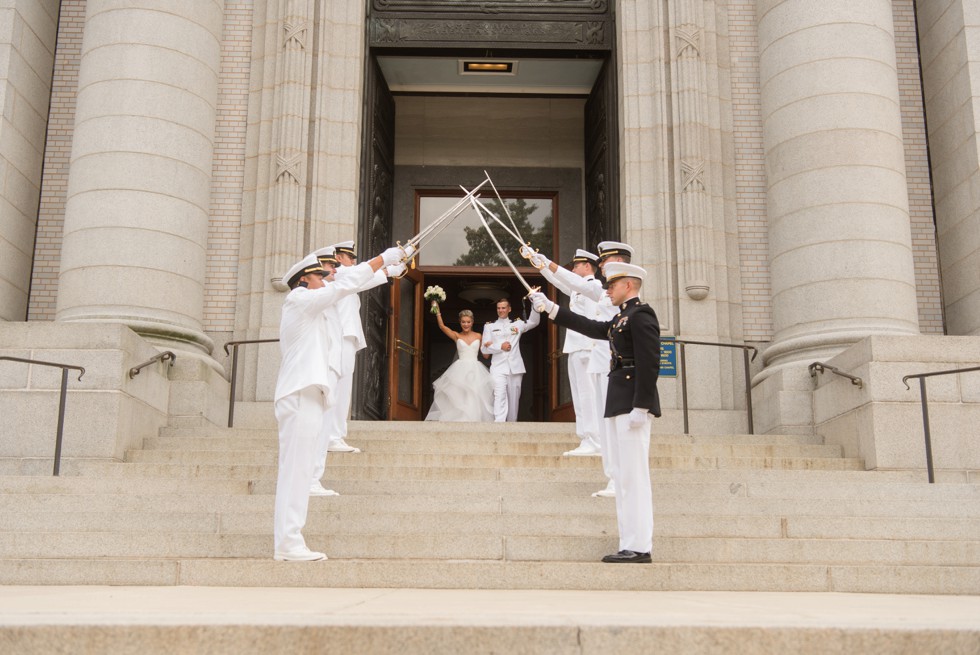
[462,171,543,299]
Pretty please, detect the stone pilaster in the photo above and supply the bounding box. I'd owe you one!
[0,0,60,321]
[757,0,920,376]
[267,0,315,291]
[671,0,712,301]
[56,0,223,358]
[917,0,980,336]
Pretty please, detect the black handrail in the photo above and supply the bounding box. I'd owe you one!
[0,356,85,476]
[808,362,863,388]
[675,339,758,435]
[129,351,176,378]
[223,339,280,427]
[902,365,980,483]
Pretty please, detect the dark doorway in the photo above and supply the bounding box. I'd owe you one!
[420,273,548,421]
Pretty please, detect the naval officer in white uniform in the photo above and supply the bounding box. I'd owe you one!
[307,241,401,497]
[480,297,540,422]
[273,245,405,561]
[532,241,634,497]
[539,250,609,457]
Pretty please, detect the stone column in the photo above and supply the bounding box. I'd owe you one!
[757,0,920,373]
[56,0,223,357]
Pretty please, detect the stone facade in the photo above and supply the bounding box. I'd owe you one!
[1,0,978,475]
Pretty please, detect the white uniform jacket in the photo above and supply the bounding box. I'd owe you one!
[274,262,376,403]
[332,266,389,352]
[546,265,618,373]
[480,311,541,375]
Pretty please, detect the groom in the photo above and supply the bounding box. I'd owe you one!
[481,297,540,422]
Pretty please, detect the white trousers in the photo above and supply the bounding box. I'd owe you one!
[274,385,329,554]
[567,351,600,444]
[491,371,522,422]
[604,412,653,553]
[312,340,355,484]
[592,371,614,482]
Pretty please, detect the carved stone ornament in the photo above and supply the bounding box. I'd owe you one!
[373,0,608,15]
[371,18,602,46]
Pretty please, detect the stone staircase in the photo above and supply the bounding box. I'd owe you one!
[1,418,978,594]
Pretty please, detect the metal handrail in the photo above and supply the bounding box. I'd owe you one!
[808,362,863,388]
[224,338,280,427]
[129,351,176,378]
[902,365,980,483]
[0,356,85,476]
[675,339,758,435]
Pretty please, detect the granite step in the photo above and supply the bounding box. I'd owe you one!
[0,455,868,478]
[2,490,978,519]
[153,428,828,447]
[2,586,978,654]
[1,557,977,595]
[3,509,977,542]
[1,530,977,566]
[125,442,847,465]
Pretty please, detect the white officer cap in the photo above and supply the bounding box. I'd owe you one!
[283,253,325,289]
[330,240,356,258]
[572,249,598,264]
[603,262,646,282]
[311,246,338,267]
[597,241,634,261]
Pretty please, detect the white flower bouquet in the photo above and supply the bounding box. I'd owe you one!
[424,285,446,314]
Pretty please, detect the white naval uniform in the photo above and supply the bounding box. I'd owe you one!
[545,265,618,480]
[273,262,375,555]
[311,265,388,485]
[480,311,541,422]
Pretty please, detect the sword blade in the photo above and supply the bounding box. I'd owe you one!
[469,196,534,294]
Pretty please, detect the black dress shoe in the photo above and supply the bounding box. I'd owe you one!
[601,550,652,563]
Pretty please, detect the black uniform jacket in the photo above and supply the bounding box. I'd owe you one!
[553,296,662,419]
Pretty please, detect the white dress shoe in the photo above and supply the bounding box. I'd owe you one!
[327,439,361,453]
[592,480,615,497]
[309,483,340,496]
[274,548,327,562]
[563,441,600,456]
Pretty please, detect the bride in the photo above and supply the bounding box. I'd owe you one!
[425,304,494,422]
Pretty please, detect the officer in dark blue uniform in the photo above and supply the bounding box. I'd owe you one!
[529,262,660,563]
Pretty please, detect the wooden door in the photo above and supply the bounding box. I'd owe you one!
[388,267,424,420]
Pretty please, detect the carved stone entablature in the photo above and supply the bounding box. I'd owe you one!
[373,0,608,15]
[371,18,608,48]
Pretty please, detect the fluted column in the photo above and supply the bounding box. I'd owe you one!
[56,0,222,355]
[757,0,920,372]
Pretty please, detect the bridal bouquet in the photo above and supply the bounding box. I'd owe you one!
[424,285,446,314]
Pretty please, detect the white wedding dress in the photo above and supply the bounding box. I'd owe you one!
[424,339,494,422]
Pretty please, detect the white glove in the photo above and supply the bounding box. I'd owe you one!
[527,291,554,314]
[402,243,417,259]
[385,262,406,277]
[381,246,404,266]
[519,244,535,259]
[628,408,649,430]
[529,253,550,269]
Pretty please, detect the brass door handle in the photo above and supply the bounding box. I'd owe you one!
[547,350,565,363]
[395,339,422,358]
